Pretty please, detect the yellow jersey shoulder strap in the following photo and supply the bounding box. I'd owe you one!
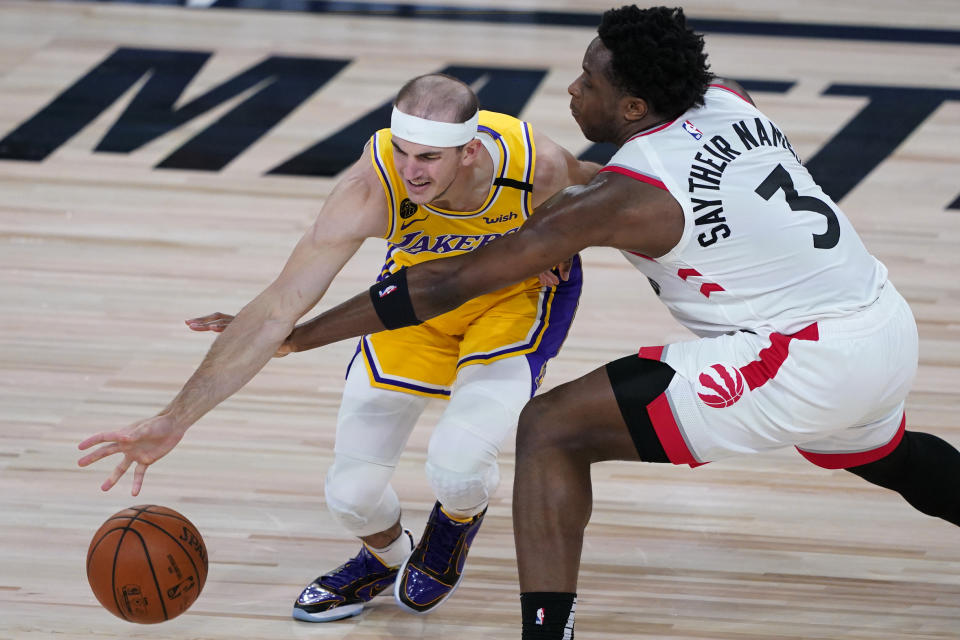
[369,129,401,239]
[477,110,536,196]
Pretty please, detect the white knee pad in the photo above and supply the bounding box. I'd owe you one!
[425,458,500,517]
[425,357,533,516]
[324,454,402,537]
[324,362,428,537]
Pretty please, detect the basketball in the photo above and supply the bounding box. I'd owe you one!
[86,505,208,623]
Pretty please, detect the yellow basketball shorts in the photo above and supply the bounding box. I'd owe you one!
[350,256,583,399]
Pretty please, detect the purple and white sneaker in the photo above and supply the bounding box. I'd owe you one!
[293,530,413,622]
[394,502,486,614]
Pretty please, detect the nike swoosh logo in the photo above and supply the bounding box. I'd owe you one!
[400,215,430,230]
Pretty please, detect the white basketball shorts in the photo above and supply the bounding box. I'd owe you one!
[636,283,918,468]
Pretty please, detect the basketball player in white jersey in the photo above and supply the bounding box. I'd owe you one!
[77,75,597,622]
[172,6,959,639]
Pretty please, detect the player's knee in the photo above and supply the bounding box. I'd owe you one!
[516,391,570,458]
[424,428,500,514]
[324,458,400,536]
[425,459,498,515]
[425,395,509,512]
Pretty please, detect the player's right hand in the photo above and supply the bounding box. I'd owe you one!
[186,312,292,357]
[77,414,188,496]
[537,257,575,287]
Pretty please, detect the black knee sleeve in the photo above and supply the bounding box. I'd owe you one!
[846,431,960,526]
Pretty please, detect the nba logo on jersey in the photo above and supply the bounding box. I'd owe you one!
[682,120,703,140]
[535,607,545,625]
[696,363,745,408]
[378,284,397,297]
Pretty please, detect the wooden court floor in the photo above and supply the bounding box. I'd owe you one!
[1,1,959,638]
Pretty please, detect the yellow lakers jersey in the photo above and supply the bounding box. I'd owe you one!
[369,110,540,293]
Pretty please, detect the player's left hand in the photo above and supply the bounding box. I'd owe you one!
[185,311,233,332]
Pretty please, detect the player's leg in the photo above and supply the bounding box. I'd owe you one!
[395,266,583,614]
[293,360,429,622]
[845,430,960,526]
[394,356,533,613]
[516,355,674,640]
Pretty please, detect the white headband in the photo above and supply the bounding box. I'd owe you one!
[390,106,479,147]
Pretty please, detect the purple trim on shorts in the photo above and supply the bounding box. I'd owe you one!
[344,339,363,379]
[361,336,452,397]
[521,254,582,395]
[455,255,581,376]
[452,255,581,396]
[455,288,552,368]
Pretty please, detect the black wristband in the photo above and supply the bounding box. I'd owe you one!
[369,268,422,330]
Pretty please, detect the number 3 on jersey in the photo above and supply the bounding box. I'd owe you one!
[755,163,840,249]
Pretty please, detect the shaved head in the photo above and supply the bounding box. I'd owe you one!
[395,74,479,123]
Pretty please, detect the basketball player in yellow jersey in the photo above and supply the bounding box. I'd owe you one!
[79,73,598,622]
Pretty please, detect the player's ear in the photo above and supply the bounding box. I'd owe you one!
[458,138,484,166]
[622,96,648,123]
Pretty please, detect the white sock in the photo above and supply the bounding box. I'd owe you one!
[369,529,413,568]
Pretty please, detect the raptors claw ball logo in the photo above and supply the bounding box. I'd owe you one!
[696,363,745,408]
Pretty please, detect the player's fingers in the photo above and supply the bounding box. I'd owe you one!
[186,319,219,331]
[77,442,122,467]
[186,312,232,329]
[539,272,559,287]
[131,462,148,496]
[78,431,117,450]
[102,457,132,492]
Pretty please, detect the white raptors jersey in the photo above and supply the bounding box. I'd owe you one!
[605,84,887,337]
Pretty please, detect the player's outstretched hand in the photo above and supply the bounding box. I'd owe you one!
[186,312,293,357]
[77,415,187,496]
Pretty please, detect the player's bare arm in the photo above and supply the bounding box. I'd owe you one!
[285,170,682,353]
[77,147,389,495]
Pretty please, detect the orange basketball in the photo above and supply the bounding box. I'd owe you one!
[86,505,208,623]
